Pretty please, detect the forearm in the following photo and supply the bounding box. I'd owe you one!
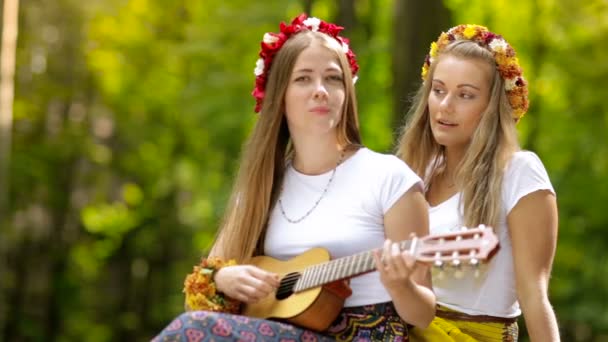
[522,296,560,341]
[508,190,560,340]
[388,279,435,328]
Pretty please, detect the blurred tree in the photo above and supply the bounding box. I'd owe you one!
[391,0,450,129]
[0,0,19,219]
[2,0,95,340]
[0,0,20,338]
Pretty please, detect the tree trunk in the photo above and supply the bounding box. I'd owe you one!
[391,0,450,130]
[0,0,19,217]
[0,0,20,338]
[302,0,313,16]
[336,0,357,31]
[521,0,545,153]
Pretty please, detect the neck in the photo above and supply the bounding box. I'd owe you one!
[292,240,413,292]
[443,145,466,179]
[291,137,345,175]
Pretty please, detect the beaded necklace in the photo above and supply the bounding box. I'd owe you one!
[278,150,346,224]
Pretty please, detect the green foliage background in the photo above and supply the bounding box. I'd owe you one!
[1,0,607,341]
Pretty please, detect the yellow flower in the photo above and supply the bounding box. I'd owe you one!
[421,65,428,79]
[437,32,450,50]
[186,293,222,311]
[430,42,438,58]
[182,257,241,313]
[463,25,478,39]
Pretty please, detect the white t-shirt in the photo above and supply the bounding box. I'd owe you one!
[429,151,555,317]
[264,148,422,307]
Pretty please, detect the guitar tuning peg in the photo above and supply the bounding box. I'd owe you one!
[468,250,478,266]
[451,253,463,278]
[479,224,486,230]
[469,259,481,278]
[460,226,468,231]
[451,251,460,266]
[433,252,443,269]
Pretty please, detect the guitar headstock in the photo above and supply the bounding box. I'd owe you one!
[414,225,499,268]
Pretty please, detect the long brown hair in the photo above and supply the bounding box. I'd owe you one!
[396,40,519,229]
[212,31,362,262]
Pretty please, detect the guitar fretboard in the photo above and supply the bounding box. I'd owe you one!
[293,240,412,292]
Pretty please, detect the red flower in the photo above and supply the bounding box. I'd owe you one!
[250,13,359,113]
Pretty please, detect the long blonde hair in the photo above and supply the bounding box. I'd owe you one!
[396,40,519,229]
[213,31,361,262]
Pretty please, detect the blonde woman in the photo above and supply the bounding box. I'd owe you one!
[397,25,560,341]
[154,14,434,341]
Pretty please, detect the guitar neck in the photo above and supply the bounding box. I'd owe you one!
[293,240,412,292]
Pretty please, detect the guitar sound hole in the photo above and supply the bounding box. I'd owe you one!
[276,272,301,300]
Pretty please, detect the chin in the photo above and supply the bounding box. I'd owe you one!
[432,136,458,149]
[431,133,449,146]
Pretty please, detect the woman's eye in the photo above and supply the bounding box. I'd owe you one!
[432,88,444,95]
[461,93,474,99]
[294,76,309,82]
[327,75,343,82]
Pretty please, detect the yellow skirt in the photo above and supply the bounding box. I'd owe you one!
[410,307,518,342]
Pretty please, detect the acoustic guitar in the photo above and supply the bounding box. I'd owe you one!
[243,225,499,331]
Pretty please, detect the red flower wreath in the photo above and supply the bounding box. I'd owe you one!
[251,13,360,113]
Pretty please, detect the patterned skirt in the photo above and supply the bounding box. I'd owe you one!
[152,301,408,342]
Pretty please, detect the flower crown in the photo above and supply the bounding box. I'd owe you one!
[252,13,360,113]
[421,24,529,121]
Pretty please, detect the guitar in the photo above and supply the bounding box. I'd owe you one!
[243,225,499,332]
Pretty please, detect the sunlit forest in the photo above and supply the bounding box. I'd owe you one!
[0,0,607,341]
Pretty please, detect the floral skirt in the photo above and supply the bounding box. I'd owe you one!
[152,302,408,342]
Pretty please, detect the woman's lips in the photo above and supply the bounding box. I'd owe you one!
[438,119,457,127]
[310,106,330,114]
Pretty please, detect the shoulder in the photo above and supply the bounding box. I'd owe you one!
[353,148,418,178]
[354,148,411,169]
[508,150,545,167]
[505,150,550,179]
[502,150,555,212]
[353,148,423,212]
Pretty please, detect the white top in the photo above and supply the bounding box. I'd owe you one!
[264,148,422,307]
[429,151,555,317]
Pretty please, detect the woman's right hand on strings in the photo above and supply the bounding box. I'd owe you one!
[214,265,280,304]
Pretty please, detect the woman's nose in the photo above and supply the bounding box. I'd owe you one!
[439,94,453,113]
[313,81,329,99]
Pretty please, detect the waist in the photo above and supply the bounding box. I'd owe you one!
[436,305,518,324]
[344,272,391,307]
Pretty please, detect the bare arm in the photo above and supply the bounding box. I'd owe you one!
[214,265,279,303]
[508,190,560,341]
[376,185,436,327]
[207,233,280,305]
